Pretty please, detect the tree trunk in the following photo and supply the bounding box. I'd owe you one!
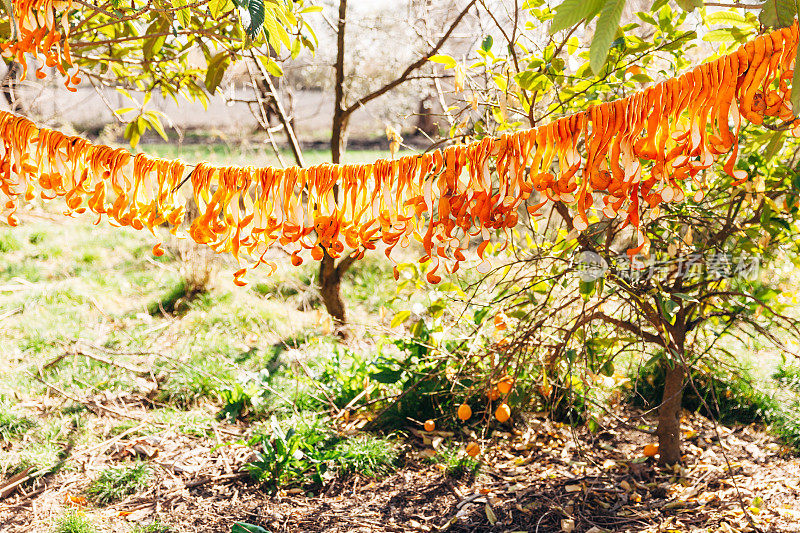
[318,0,351,338]
[320,251,347,337]
[656,361,685,465]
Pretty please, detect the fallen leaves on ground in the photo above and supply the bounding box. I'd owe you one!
[1,409,799,533]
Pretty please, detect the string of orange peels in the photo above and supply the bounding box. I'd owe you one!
[1,23,800,287]
[1,0,81,90]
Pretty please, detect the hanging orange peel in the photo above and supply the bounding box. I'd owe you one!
[1,0,80,90]
[1,25,799,286]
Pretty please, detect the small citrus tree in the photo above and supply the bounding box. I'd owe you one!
[424,1,800,463]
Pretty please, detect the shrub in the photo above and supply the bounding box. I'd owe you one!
[628,360,777,425]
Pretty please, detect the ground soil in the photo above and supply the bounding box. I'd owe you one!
[2,409,799,533]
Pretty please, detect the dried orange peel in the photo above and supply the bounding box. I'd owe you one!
[0,25,798,286]
[1,0,80,90]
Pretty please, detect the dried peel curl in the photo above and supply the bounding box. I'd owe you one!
[1,0,80,90]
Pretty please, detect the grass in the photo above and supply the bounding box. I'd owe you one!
[427,445,481,479]
[0,411,36,442]
[131,521,172,533]
[52,512,97,533]
[332,435,400,478]
[0,232,20,253]
[147,278,202,316]
[87,463,150,505]
[1,137,798,528]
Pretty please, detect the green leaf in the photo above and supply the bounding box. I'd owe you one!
[705,11,752,27]
[259,56,284,77]
[579,280,596,299]
[675,0,702,11]
[589,0,626,75]
[125,120,141,149]
[600,360,615,377]
[660,297,679,324]
[437,281,466,297]
[173,0,191,27]
[764,130,785,160]
[245,0,266,39]
[473,307,490,325]
[791,38,800,115]
[209,0,233,18]
[549,0,604,34]
[205,52,231,93]
[481,35,493,52]
[144,112,169,141]
[759,0,797,28]
[703,28,740,42]
[390,310,411,328]
[231,523,269,533]
[370,368,404,384]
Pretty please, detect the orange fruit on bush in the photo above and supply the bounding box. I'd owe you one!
[466,442,481,457]
[497,376,514,395]
[626,65,643,76]
[485,387,501,401]
[424,419,435,432]
[457,403,472,421]
[495,403,511,423]
[494,312,508,330]
[643,444,659,457]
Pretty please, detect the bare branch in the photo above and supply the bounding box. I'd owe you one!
[341,0,479,117]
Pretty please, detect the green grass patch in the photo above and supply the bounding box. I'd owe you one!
[52,511,97,533]
[147,278,206,316]
[1,437,61,477]
[0,411,36,442]
[154,356,233,409]
[131,521,172,533]
[152,409,214,438]
[0,232,20,253]
[87,463,150,505]
[426,445,480,479]
[332,435,399,478]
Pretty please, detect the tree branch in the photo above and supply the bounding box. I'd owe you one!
[342,0,478,117]
[250,51,305,168]
[576,312,664,345]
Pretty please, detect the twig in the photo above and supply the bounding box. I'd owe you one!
[23,369,142,421]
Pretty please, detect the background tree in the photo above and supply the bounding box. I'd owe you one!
[223,0,482,335]
[0,0,317,147]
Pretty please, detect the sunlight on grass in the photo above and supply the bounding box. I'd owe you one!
[52,511,97,533]
[87,462,150,505]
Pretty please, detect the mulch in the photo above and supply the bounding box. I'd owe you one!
[2,409,800,533]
